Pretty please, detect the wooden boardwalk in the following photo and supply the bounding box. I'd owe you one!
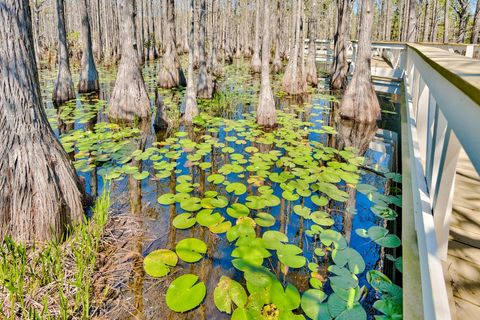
[445,149,480,319]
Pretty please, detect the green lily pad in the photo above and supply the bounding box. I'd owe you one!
[282,190,299,202]
[254,212,276,227]
[166,274,206,312]
[271,281,301,311]
[332,248,365,274]
[263,230,289,250]
[207,173,225,184]
[180,197,202,212]
[196,209,223,226]
[158,193,176,205]
[133,171,149,180]
[214,276,248,314]
[276,244,306,268]
[209,220,232,234]
[226,182,247,195]
[227,203,250,218]
[311,195,328,206]
[293,205,311,218]
[300,289,327,320]
[172,213,197,229]
[143,249,178,278]
[175,238,207,263]
[327,293,366,320]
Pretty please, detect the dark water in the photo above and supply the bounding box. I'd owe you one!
[39,59,401,319]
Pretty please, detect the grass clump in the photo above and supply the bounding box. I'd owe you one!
[0,190,110,319]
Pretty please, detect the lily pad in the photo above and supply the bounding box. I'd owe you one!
[300,289,327,320]
[166,274,206,312]
[226,182,247,195]
[254,212,276,227]
[158,193,176,205]
[180,197,202,212]
[227,203,250,218]
[175,238,207,263]
[172,213,197,229]
[214,276,248,314]
[207,173,225,184]
[143,249,178,278]
[276,244,306,268]
[196,209,223,226]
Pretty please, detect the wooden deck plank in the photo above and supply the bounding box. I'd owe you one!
[445,255,480,306]
[446,149,480,318]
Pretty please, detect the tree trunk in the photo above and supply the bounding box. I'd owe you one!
[108,0,151,120]
[78,0,99,93]
[196,0,215,99]
[407,0,417,41]
[184,0,198,123]
[282,0,307,95]
[422,0,431,41]
[384,0,393,40]
[331,0,352,90]
[305,0,318,87]
[53,0,75,105]
[0,0,84,242]
[340,0,380,123]
[429,0,439,41]
[453,0,469,43]
[444,0,449,43]
[472,0,480,44]
[251,0,262,73]
[257,0,276,127]
[158,0,186,88]
[272,0,282,73]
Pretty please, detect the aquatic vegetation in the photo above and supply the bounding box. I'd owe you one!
[32,57,403,319]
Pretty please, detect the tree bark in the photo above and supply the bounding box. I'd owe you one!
[78,0,99,93]
[282,0,307,95]
[0,0,84,242]
[384,0,393,40]
[272,0,282,73]
[406,0,417,41]
[251,0,262,73]
[257,0,276,127]
[196,0,215,99]
[108,0,151,120]
[444,0,450,43]
[331,0,352,90]
[305,0,318,87]
[452,0,469,43]
[340,0,380,123]
[158,0,186,88]
[53,0,75,105]
[472,0,480,44]
[184,0,198,123]
[422,0,431,41]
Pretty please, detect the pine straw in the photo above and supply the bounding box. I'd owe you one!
[90,213,170,319]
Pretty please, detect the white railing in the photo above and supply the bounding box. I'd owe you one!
[402,44,480,319]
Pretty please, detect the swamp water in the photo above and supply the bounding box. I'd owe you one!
[39,59,403,320]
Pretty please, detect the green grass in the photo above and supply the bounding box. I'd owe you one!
[0,190,110,319]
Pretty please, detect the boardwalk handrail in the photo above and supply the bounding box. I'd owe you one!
[400,44,480,319]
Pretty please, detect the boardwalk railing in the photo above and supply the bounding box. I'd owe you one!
[309,39,480,318]
[377,43,480,319]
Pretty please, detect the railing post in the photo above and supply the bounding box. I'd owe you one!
[465,45,474,58]
[429,108,448,201]
[416,78,429,165]
[432,128,461,260]
[425,95,437,190]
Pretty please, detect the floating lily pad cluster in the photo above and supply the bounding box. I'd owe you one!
[136,110,403,319]
[41,59,403,319]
